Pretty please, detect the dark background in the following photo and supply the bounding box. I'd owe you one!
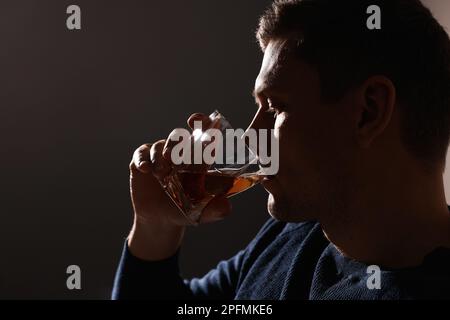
[0,0,272,299]
[1,0,448,300]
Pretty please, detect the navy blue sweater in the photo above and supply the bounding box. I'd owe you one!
[112,219,450,300]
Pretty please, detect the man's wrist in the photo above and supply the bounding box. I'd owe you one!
[127,215,185,261]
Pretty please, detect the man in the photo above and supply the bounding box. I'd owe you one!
[112,0,450,299]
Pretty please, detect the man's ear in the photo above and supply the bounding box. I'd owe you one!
[356,76,396,148]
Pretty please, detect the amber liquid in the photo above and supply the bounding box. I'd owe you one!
[178,171,261,204]
[163,170,262,224]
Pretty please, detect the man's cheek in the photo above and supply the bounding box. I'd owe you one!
[259,128,280,176]
[274,113,287,139]
[274,116,295,166]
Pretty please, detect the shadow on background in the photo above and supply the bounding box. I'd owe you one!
[0,0,271,299]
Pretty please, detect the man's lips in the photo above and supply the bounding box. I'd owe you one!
[262,175,276,181]
[261,175,278,191]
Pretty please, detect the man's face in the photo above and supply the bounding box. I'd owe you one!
[250,39,358,222]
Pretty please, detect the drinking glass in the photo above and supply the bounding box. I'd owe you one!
[157,111,264,225]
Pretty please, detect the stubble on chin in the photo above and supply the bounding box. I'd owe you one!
[267,193,293,222]
[267,191,325,223]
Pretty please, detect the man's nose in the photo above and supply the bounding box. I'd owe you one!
[246,107,274,132]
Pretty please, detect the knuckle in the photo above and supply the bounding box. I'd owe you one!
[137,143,151,152]
[129,160,136,171]
[150,140,165,156]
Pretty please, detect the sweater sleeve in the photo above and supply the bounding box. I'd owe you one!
[111,218,280,300]
[111,242,246,300]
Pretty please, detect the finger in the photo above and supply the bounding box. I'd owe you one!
[200,196,232,223]
[150,140,172,179]
[162,128,207,173]
[163,129,211,173]
[130,144,152,174]
[162,129,189,163]
[187,113,212,131]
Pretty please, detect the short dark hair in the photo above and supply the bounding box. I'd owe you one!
[257,0,450,168]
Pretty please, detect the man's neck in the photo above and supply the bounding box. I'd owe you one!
[320,169,450,269]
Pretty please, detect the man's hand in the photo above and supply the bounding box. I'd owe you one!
[127,113,232,261]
